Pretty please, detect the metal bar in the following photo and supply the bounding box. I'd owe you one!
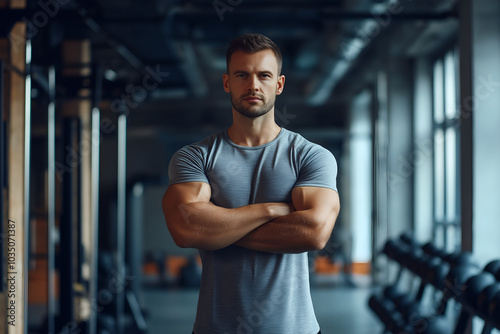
[480,323,493,334]
[0,59,4,293]
[30,64,50,95]
[47,65,56,334]
[441,67,449,251]
[415,282,426,301]
[23,37,32,334]
[458,0,473,253]
[126,290,147,331]
[0,7,456,25]
[132,10,458,23]
[67,2,144,71]
[452,308,472,334]
[88,106,100,334]
[60,117,78,331]
[116,113,127,333]
[87,63,103,334]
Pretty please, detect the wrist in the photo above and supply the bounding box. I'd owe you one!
[265,202,293,220]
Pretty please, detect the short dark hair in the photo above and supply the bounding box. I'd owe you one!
[226,33,283,75]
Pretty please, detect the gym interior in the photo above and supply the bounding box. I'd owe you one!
[1,0,500,333]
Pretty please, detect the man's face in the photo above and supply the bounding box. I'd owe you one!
[223,50,285,119]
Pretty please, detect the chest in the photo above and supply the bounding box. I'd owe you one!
[205,147,299,207]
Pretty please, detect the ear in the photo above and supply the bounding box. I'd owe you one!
[223,73,230,93]
[276,75,285,95]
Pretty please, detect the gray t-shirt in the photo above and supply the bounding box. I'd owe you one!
[168,128,338,334]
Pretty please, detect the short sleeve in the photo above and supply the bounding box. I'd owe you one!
[294,146,338,192]
[168,145,210,185]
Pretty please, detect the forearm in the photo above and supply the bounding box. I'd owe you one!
[235,209,335,254]
[166,201,290,250]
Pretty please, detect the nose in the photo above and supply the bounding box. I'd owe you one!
[247,74,260,92]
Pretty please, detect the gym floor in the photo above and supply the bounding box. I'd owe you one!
[142,275,383,334]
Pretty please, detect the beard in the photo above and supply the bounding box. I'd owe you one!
[231,92,276,119]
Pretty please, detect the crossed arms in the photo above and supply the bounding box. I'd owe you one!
[162,181,340,254]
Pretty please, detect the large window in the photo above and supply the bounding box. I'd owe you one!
[432,48,460,252]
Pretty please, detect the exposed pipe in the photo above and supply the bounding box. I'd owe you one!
[47,65,56,334]
[307,1,456,106]
[66,2,145,71]
[116,113,127,333]
[89,106,100,334]
[24,37,32,334]
[0,60,4,295]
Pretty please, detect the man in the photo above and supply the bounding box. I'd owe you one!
[162,33,340,334]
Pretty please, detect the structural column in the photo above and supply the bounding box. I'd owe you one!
[386,59,414,238]
[458,0,473,253]
[59,39,94,332]
[0,1,29,333]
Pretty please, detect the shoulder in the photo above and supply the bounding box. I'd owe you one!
[168,131,225,185]
[173,131,224,160]
[281,128,336,162]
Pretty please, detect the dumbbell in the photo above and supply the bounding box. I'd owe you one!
[477,282,500,317]
[399,231,420,248]
[399,296,426,324]
[382,239,400,260]
[383,285,422,332]
[369,294,407,332]
[429,260,450,290]
[459,272,496,310]
[417,256,441,283]
[443,262,481,300]
[422,242,438,256]
[411,314,452,334]
[445,251,476,267]
[488,290,500,330]
[405,246,425,274]
[383,285,405,301]
[422,242,448,260]
[484,259,500,281]
[395,241,413,264]
[387,240,414,267]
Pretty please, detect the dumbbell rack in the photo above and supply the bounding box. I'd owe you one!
[369,233,500,334]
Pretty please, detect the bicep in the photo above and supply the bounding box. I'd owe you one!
[162,182,212,213]
[292,186,340,217]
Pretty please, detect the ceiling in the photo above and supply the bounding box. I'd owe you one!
[25,0,459,136]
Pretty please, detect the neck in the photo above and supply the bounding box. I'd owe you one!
[227,108,281,147]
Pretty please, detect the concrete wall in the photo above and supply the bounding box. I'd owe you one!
[413,58,434,242]
[386,59,414,238]
[472,0,500,267]
[347,89,373,263]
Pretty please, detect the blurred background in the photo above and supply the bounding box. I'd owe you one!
[1,0,500,333]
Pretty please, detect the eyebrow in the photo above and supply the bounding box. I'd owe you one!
[233,70,274,77]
